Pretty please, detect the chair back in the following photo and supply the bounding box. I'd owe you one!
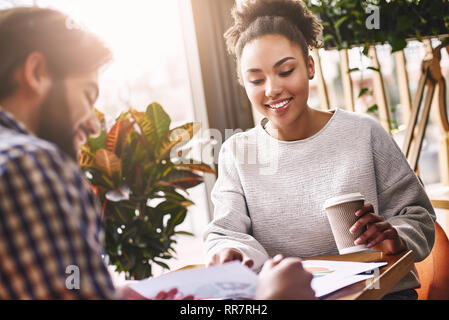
[415,221,449,300]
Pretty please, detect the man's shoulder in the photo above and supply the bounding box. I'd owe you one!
[0,128,67,167]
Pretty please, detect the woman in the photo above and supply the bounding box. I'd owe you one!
[204,0,436,300]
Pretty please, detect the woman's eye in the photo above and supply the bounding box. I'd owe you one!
[280,69,294,77]
[250,79,264,85]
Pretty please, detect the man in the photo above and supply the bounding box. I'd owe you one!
[0,7,315,299]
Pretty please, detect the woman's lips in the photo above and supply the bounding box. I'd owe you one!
[265,98,293,114]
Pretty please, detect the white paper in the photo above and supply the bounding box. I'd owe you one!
[130,261,258,300]
[312,274,375,297]
[302,260,387,297]
[130,260,387,300]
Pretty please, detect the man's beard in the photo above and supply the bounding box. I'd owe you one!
[36,81,77,160]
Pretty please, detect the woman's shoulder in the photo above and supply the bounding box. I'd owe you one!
[219,126,260,157]
[334,108,388,136]
[335,108,378,124]
[222,126,259,146]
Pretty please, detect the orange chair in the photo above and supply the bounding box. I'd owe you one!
[415,221,449,299]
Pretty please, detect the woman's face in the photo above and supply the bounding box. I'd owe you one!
[240,34,314,132]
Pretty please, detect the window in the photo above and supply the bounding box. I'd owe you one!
[1,0,213,278]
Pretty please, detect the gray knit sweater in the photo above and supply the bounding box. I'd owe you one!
[204,108,436,293]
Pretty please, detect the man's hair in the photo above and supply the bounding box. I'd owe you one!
[225,0,322,64]
[0,7,112,100]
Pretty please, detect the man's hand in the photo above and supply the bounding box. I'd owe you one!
[350,203,407,255]
[256,255,315,300]
[208,248,254,268]
[117,283,148,300]
[154,288,194,300]
[118,285,194,300]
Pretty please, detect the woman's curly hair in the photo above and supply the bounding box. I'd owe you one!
[225,0,322,61]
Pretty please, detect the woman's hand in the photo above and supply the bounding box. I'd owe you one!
[256,255,315,300]
[350,203,407,255]
[207,248,254,268]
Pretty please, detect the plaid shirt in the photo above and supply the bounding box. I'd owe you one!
[0,108,117,299]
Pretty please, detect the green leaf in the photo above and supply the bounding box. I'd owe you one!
[154,260,170,270]
[105,118,134,155]
[161,169,203,189]
[335,15,349,29]
[130,108,158,151]
[120,133,139,176]
[146,102,171,141]
[362,45,370,57]
[78,149,95,168]
[391,106,397,114]
[322,34,335,45]
[166,208,187,234]
[367,66,380,73]
[155,180,189,194]
[94,109,106,129]
[339,41,349,49]
[358,87,371,98]
[175,231,194,237]
[174,162,216,174]
[158,122,201,160]
[155,201,183,214]
[95,149,122,179]
[87,129,107,153]
[162,190,195,207]
[84,167,115,190]
[389,37,408,53]
[367,104,379,113]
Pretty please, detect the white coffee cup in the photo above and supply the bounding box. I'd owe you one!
[324,193,368,254]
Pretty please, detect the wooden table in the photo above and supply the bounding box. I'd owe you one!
[305,249,415,300]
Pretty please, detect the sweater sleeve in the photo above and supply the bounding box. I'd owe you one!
[370,119,436,262]
[203,138,269,271]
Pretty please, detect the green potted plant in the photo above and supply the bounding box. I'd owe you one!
[78,102,215,280]
[304,0,449,53]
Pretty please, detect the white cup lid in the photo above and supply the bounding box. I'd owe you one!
[323,192,365,210]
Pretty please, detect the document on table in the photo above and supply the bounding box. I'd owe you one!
[130,261,258,300]
[302,260,388,298]
[130,260,387,299]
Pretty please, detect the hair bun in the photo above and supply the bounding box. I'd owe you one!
[230,0,322,50]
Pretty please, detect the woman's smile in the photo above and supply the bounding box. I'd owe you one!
[265,97,294,114]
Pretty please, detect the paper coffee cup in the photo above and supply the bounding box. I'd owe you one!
[323,193,367,255]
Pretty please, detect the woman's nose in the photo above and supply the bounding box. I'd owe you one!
[265,78,282,99]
